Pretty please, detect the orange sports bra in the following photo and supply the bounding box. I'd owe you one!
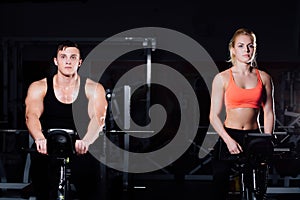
[224,68,263,109]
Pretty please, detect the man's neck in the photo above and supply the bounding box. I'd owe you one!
[54,73,80,89]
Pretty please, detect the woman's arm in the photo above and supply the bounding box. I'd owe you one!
[261,72,275,134]
[209,73,242,154]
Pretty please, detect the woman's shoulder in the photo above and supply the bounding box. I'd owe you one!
[257,68,272,85]
[212,68,231,88]
[257,68,271,79]
[257,68,269,74]
[216,68,231,80]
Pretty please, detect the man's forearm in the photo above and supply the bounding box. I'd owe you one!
[26,115,45,140]
[82,116,104,145]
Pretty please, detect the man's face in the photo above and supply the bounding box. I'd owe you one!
[54,47,82,76]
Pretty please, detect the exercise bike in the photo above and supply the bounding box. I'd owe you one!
[232,133,274,200]
[46,129,77,200]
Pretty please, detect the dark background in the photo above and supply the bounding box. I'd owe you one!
[1,0,300,128]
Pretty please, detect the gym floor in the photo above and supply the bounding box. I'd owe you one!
[1,175,300,200]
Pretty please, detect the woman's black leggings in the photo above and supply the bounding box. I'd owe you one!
[211,127,261,200]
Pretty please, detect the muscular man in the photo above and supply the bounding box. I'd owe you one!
[25,40,107,199]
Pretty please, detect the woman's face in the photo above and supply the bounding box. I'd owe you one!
[232,34,255,64]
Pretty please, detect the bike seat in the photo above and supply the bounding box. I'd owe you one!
[244,133,274,167]
[47,129,76,158]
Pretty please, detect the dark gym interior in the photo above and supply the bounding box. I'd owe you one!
[1,0,300,199]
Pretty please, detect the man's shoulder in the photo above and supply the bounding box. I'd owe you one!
[29,78,47,89]
[26,78,47,99]
[84,78,105,95]
[85,78,103,87]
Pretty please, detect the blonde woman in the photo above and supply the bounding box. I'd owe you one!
[209,28,275,200]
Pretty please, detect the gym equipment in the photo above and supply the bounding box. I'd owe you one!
[224,133,273,200]
[46,129,77,200]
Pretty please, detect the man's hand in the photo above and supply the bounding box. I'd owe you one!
[35,138,47,154]
[75,140,89,154]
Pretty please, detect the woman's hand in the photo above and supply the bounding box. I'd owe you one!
[226,138,243,154]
